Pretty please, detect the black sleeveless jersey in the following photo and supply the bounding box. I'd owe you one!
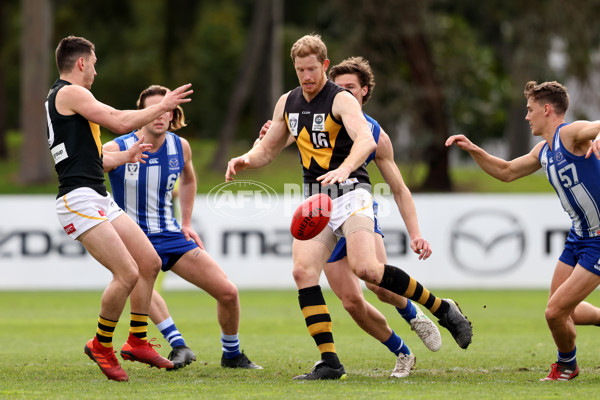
[283,80,371,197]
[46,79,106,198]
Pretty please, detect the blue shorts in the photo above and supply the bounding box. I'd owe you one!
[328,202,383,263]
[559,229,600,276]
[147,231,199,272]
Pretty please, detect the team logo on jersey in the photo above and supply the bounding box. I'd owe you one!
[312,114,325,131]
[555,150,565,164]
[149,158,159,164]
[288,113,299,137]
[125,163,139,180]
[51,143,68,165]
[169,157,179,170]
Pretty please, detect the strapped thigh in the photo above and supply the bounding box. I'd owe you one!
[308,226,337,253]
[341,214,374,238]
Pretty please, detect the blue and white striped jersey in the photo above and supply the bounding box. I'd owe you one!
[108,131,185,235]
[539,123,600,238]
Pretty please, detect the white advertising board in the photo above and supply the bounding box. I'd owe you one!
[0,191,570,290]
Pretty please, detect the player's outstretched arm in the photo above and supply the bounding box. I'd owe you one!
[226,94,290,181]
[59,83,192,134]
[375,129,431,260]
[102,136,152,172]
[446,134,542,182]
[253,120,295,149]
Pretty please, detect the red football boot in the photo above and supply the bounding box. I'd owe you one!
[120,336,174,369]
[540,362,579,381]
[84,337,129,382]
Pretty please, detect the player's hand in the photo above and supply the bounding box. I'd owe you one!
[161,83,193,110]
[445,134,477,151]
[259,120,272,140]
[317,166,351,186]
[585,139,600,159]
[225,155,250,182]
[410,237,432,260]
[128,135,152,164]
[253,120,273,148]
[181,224,204,250]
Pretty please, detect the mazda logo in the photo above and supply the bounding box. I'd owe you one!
[450,210,525,275]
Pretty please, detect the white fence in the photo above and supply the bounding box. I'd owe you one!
[0,193,570,290]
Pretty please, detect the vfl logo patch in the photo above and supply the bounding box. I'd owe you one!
[288,113,299,137]
[312,114,325,131]
[125,163,139,180]
[51,143,68,165]
[63,223,76,235]
[169,157,179,170]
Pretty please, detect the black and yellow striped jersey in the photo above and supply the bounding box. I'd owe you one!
[46,79,106,198]
[283,80,371,197]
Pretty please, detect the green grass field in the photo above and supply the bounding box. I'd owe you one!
[2,289,600,399]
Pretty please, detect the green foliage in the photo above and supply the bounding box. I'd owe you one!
[2,289,600,399]
[430,13,511,141]
[174,1,248,138]
[0,131,552,194]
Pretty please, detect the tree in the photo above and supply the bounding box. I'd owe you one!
[0,1,7,159]
[395,1,451,191]
[210,0,277,170]
[19,0,52,184]
[330,0,452,190]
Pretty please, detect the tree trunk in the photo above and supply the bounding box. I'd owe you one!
[210,0,271,171]
[397,2,451,191]
[252,0,284,136]
[19,0,52,183]
[0,2,7,159]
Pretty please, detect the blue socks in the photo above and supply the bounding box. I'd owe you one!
[156,317,186,348]
[557,347,577,366]
[397,299,417,323]
[382,330,410,356]
[221,332,242,359]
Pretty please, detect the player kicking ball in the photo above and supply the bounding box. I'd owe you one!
[227,34,472,380]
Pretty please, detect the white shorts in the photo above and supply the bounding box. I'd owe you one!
[329,188,374,236]
[55,187,123,240]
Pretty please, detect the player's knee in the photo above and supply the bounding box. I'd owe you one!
[370,285,394,303]
[116,265,139,292]
[341,294,365,317]
[139,255,162,279]
[292,263,320,286]
[219,281,239,305]
[545,303,566,324]
[349,259,380,284]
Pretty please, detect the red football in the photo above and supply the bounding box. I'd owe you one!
[290,193,333,240]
